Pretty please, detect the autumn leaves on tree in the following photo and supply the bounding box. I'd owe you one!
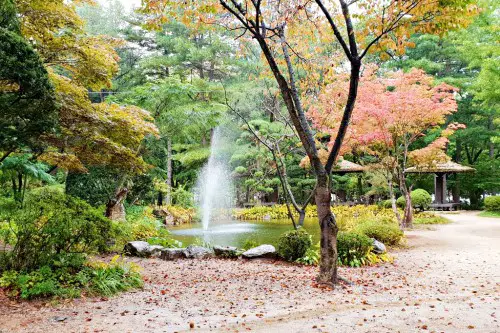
[7,0,159,173]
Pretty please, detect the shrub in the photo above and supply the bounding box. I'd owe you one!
[378,199,393,209]
[164,205,196,224]
[337,232,373,267]
[397,189,432,211]
[295,243,320,266]
[356,222,403,246]
[411,189,432,211]
[484,196,500,212]
[0,196,17,217]
[0,256,142,300]
[111,205,180,250]
[242,237,259,250]
[81,256,143,296]
[335,206,397,232]
[396,196,406,208]
[365,252,394,265]
[171,186,194,208]
[124,206,171,239]
[233,204,317,220]
[234,204,399,226]
[277,229,313,261]
[1,188,113,271]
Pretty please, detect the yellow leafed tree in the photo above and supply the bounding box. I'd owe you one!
[15,0,158,172]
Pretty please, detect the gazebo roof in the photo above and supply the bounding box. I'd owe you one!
[405,161,475,174]
[331,159,365,174]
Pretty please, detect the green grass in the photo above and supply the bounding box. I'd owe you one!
[413,213,450,225]
[478,211,500,218]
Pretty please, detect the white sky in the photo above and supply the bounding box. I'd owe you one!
[97,0,141,11]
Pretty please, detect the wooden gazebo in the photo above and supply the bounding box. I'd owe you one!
[405,161,474,210]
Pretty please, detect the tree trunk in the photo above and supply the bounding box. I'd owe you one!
[0,150,12,163]
[157,191,163,206]
[452,139,462,202]
[208,62,215,81]
[487,115,494,158]
[399,141,413,228]
[21,173,28,205]
[165,138,172,205]
[470,189,481,208]
[105,187,128,221]
[315,174,338,287]
[399,173,413,229]
[388,178,402,226]
[402,190,413,229]
[298,210,306,227]
[357,175,363,202]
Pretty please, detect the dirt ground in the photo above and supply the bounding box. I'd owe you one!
[1,211,499,333]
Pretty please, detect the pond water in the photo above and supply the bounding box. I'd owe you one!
[167,218,320,248]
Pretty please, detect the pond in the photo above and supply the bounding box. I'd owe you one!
[167,218,321,248]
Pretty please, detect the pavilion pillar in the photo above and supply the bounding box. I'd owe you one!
[336,189,347,203]
[434,173,447,204]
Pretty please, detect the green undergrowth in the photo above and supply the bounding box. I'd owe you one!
[478,210,500,218]
[0,255,142,300]
[0,189,144,300]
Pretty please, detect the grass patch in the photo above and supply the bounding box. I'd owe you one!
[414,212,450,225]
[478,211,500,218]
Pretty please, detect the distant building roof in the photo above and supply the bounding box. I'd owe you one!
[331,159,365,174]
[405,161,475,174]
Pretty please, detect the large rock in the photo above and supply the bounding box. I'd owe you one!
[183,245,213,259]
[153,208,175,225]
[213,245,239,258]
[371,238,386,254]
[123,241,164,257]
[242,245,276,259]
[160,248,186,260]
[149,245,165,257]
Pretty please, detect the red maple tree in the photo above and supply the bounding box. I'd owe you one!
[308,67,462,227]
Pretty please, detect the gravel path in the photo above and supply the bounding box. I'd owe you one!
[1,211,499,333]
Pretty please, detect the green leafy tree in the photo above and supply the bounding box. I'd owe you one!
[0,0,57,160]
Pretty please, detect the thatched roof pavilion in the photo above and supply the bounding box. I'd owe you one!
[405,161,475,209]
[404,161,475,174]
[331,159,365,175]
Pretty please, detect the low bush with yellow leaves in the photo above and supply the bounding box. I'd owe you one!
[112,205,184,250]
[413,212,450,225]
[233,204,317,220]
[163,205,196,224]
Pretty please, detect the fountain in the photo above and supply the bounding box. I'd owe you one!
[196,127,234,231]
